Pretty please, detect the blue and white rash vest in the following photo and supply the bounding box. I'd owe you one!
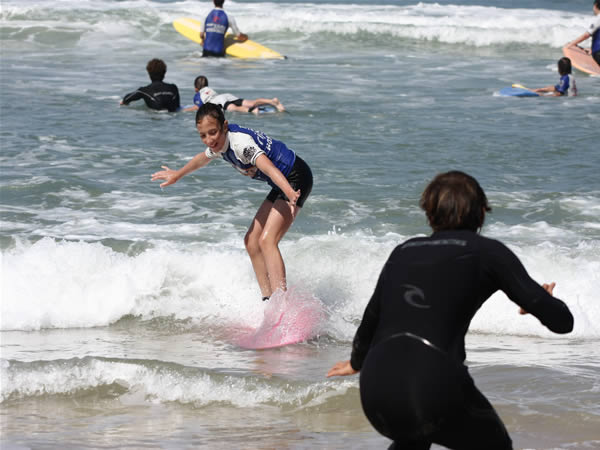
[204,124,296,188]
[588,15,600,55]
[201,8,241,55]
[555,74,577,96]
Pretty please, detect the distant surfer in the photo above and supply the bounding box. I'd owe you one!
[564,0,600,67]
[183,76,285,114]
[151,103,312,301]
[200,0,248,57]
[120,59,181,112]
[327,171,574,449]
[533,57,578,96]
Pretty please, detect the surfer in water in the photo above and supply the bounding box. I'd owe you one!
[533,57,577,96]
[327,171,574,450]
[564,0,600,67]
[120,59,180,112]
[200,0,248,57]
[183,75,285,114]
[151,103,312,301]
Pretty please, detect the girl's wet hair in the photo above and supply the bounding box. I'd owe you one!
[420,171,491,232]
[195,102,226,126]
[558,57,572,76]
[194,75,208,90]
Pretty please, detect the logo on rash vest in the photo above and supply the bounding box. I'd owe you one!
[243,146,257,161]
[402,284,430,309]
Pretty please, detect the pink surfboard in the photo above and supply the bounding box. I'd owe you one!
[233,290,324,350]
[563,46,600,76]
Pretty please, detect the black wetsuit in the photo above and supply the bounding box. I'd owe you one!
[122,81,181,112]
[350,229,574,450]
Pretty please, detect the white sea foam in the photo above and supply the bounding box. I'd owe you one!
[0,356,358,406]
[0,0,592,49]
[1,233,598,338]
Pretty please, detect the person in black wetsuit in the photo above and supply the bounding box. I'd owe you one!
[327,171,574,450]
[120,59,180,112]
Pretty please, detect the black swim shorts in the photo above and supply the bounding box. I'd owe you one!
[224,98,244,110]
[266,156,313,208]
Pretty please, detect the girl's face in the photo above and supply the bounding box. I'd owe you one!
[196,116,228,151]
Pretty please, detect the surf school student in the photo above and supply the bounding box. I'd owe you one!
[183,75,285,114]
[151,103,312,300]
[327,171,574,450]
[564,0,600,67]
[200,0,248,57]
[120,59,181,112]
[533,57,578,96]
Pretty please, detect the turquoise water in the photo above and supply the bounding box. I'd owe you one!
[1,0,599,448]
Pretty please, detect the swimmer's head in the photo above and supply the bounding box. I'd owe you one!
[594,0,600,14]
[214,0,225,7]
[196,103,228,150]
[196,102,225,126]
[558,57,572,76]
[194,75,209,91]
[420,171,491,232]
[146,58,167,82]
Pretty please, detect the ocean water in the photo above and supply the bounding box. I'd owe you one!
[1,0,599,448]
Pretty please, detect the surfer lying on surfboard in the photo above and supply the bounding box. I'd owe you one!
[532,57,578,96]
[151,103,312,301]
[183,76,285,115]
[327,171,574,449]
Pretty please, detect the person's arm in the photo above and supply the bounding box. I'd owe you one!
[533,85,557,93]
[254,154,300,206]
[228,15,248,41]
[199,20,205,44]
[120,89,144,105]
[488,241,574,334]
[173,85,181,111]
[565,31,591,51]
[151,151,212,188]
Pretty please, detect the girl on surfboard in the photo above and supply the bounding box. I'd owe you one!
[183,75,285,115]
[533,57,578,97]
[151,103,312,302]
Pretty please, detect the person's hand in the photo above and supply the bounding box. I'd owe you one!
[520,282,556,315]
[237,33,248,42]
[287,189,301,207]
[151,166,179,188]
[326,360,359,378]
[542,282,556,296]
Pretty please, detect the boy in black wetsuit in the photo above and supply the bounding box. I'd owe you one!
[327,171,574,450]
[120,59,180,112]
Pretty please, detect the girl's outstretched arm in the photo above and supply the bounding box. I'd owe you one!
[151,151,212,188]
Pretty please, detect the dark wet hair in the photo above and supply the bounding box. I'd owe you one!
[595,0,600,9]
[420,171,491,232]
[195,102,226,126]
[557,57,572,76]
[214,0,225,7]
[194,75,208,90]
[146,58,167,82]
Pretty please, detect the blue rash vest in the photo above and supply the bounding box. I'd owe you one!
[203,9,229,55]
[589,16,600,54]
[555,74,577,96]
[204,124,296,188]
[193,92,203,107]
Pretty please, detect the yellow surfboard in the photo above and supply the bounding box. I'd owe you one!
[172,17,285,60]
